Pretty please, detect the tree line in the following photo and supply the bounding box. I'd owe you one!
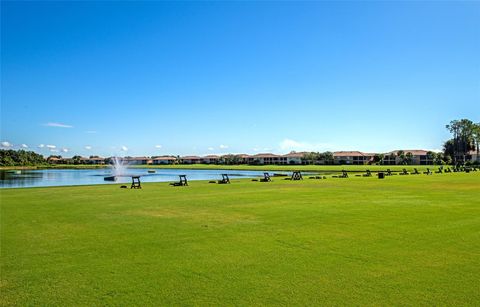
[1,118,478,166]
[0,149,45,166]
[444,119,479,165]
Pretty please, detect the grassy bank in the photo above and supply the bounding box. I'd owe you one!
[1,172,479,305]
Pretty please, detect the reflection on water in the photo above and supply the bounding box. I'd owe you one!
[0,168,289,189]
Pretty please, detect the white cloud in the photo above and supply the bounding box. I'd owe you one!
[1,141,12,148]
[46,145,56,149]
[279,138,334,152]
[38,144,45,148]
[208,147,214,151]
[121,145,128,151]
[50,149,59,152]
[61,148,69,153]
[155,145,162,149]
[86,130,97,134]
[85,145,92,150]
[219,144,229,149]
[44,122,73,128]
[21,144,28,148]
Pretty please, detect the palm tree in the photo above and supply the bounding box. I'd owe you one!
[446,119,475,164]
[405,152,414,165]
[396,150,405,165]
[473,122,480,163]
[374,153,384,165]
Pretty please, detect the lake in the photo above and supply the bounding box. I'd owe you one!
[0,168,289,189]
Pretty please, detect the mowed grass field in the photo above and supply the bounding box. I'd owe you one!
[1,173,479,305]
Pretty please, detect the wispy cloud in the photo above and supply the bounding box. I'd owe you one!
[61,148,69,153]
[208,147,214,151]
[38,144,45,148]
[46,145,56,149]
[50,149,59,152]
[279,139,334,152]
[85,130,97,134]
[155,145,162,149]
[1,141,12,148]
[44,122,73,128]
[121,145,128,151]
[85,145,92,150]
[219,144,229,149]
[21,144,28,148]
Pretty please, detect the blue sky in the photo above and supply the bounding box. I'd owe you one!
[1,1,479,157]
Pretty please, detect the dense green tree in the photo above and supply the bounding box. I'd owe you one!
[321,152,334,165]
[405,152,414,165]
[302,152,319,165]
[396,150,405,165]
[446,119,475,164]
[221,154,241,165]
[473,122,480,162]
[373,153,384,165]
[0,149,45,166]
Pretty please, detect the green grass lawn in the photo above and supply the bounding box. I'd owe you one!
[1,173,479,305]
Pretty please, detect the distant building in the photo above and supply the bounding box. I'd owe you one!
[252,153,287,165]
[386,150,432,165]
[202,155,220,164]
[124,157,152,165]
[333,151,370,165]
[283,152,306,165]
[85,157,105,165]
[181,156,202,164]
[152,156,176,165]
[47,156,62,164]
[237,154,254,164]
[467,150,480,163]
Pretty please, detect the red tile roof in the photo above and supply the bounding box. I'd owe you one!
[236,154,252,158]
[152,156,176,161]
[203,155,220,159]
[181,156,202,160]
[252,153,281,158]
[283,152,307,158]
[387,150,429,156]
[333,151,365,157]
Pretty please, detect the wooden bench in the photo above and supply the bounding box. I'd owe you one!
[218,174,231,184]
[131,176,141,189]
[285,171,303,180]
[399,169,409,175]
[260,172,271,182]
[362,170,372,177]
[333,170,348,178]
[423,168,432,175]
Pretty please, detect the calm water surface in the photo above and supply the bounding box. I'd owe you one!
[0,168,288,189]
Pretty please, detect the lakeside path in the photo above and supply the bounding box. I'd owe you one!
[1,172,479,305]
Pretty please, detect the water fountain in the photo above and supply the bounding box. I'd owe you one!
[104,157,127,181]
